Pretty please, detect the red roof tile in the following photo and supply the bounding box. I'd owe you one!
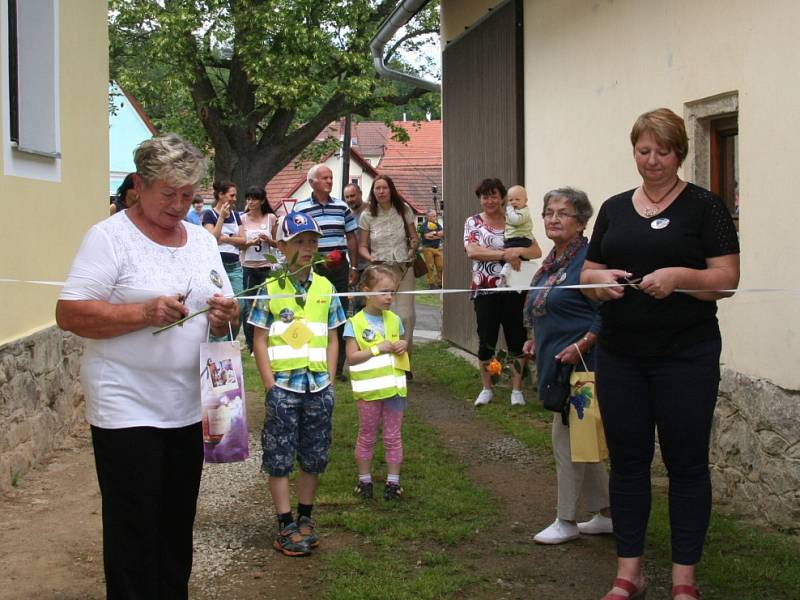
[377,121,442,214]
[261,120,442,215]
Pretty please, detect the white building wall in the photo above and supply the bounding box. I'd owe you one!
[520,0,800,389]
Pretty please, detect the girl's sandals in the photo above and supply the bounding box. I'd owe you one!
[672,584,701,599]
[601,577,646,600]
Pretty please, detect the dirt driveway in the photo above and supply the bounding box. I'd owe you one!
[0,377,672,599]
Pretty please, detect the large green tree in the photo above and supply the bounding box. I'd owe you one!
[110,0,439,197]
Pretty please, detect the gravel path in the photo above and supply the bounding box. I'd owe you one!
[190,435,272,598]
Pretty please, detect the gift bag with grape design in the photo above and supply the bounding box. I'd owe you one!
[568,369,608,463]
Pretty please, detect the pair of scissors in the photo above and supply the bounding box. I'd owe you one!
[179,276,193,305]
[620,275,642,290]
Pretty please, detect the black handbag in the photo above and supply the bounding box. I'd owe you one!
[540,361,574,425]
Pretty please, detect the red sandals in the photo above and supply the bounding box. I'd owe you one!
[672,584,701,599]
[601,577,646,599]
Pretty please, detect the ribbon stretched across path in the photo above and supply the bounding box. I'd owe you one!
[3,275,798,299]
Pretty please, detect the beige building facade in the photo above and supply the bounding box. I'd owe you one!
[0,0,108,489]
[441,0,800,528]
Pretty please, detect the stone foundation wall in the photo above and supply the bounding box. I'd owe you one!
[711,368,800,532]
[0,326,84,491]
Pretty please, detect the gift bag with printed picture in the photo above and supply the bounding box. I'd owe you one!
[200,333,249,463]
[568,355,608,463]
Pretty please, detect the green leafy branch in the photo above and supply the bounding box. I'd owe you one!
[152,251,329,335]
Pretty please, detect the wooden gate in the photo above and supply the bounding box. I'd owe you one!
[441,0,524,351]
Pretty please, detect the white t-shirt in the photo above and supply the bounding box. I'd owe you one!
[59,212,233,429]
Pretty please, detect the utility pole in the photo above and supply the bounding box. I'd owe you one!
[340,114,352,200]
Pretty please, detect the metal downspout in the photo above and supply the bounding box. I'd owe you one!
[369,0,441,92]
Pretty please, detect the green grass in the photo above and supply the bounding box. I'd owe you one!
[413,343,800,599]
[412,341,553,451]
[241,350,494,600]
[240,345,800,599]
[413,276,442,307]
[314,378,495,599]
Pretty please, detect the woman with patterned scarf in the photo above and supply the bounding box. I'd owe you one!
[522,187,613,545]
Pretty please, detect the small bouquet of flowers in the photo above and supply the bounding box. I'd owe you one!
[485,348,529,385]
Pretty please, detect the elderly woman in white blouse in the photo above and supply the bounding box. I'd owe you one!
[56,134,238,600]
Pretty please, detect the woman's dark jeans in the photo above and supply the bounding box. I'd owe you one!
[596,338,721,565]
[242,266,271,352]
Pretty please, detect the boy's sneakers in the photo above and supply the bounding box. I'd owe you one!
[354,480,374,499]
[383,482,403,500]
[273,522,311,557]
[510,390,526,406]
[297,515,320,548]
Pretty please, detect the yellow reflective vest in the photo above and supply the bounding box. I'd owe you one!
[348,309,407,401]
[266,273,333,372]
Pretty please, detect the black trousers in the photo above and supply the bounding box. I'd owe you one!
[596,338,721,565]
[472,291,527,361]
[91,423,204,600]
[242,266,271,352]
[316,259,350,373]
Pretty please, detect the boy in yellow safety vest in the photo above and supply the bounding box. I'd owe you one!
[249,212,346,557]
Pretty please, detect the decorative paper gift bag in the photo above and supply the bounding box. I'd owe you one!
[568,369,608,463]
[200,333,249,463]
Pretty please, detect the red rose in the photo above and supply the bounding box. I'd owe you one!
[325,250,344,269]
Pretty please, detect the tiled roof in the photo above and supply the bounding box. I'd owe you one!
[265,156,321,203]
[259,119,442,215]
[352,121,391,158]
[264,146,378,210]
[378,121,442,215]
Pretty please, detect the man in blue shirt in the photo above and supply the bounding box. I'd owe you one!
[294,165,359,377]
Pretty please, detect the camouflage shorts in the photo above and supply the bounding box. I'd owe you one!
[261,385,334,477]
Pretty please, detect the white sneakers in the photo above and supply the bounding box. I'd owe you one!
[474,389,526,406]
[577,513,614,535]
[533,519,580,544]
[510,390,526,406]
[474,389,493,406]
[534,514,613,544]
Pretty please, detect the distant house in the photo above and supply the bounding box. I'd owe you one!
[0,0,108,490]
[266,145,381,214]
[109,81,157,199]
[265,119,442,217]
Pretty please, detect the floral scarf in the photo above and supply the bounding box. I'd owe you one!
[524,236,588,321]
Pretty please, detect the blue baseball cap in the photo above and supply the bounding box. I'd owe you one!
[276,211,322,241]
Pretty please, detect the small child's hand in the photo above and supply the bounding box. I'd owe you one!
[377,341,394,354]
[391,340,408,354]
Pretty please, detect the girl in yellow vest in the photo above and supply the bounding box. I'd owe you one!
[344,265,410,500]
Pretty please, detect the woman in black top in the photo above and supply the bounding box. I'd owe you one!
[581,108,739,600]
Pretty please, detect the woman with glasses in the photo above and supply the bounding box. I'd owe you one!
[581,108,740,600]
[464,178,541,407]
[523,187,612,545]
